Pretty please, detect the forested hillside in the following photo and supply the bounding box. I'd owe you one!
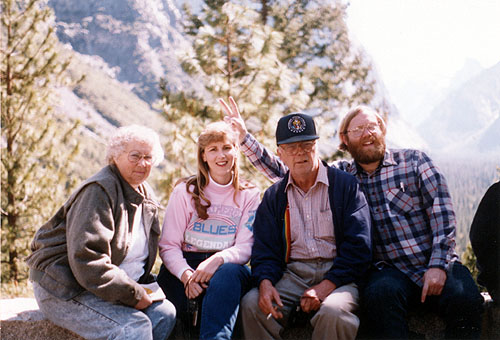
[434,156,499,255]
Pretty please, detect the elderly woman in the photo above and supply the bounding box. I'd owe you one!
[26,125,176,340]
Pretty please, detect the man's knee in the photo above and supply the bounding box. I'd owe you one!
[317,303,359,322]
[317,294,358,322]
[363,275,409,306]
[311,303,360,339]
[442,263,483,312]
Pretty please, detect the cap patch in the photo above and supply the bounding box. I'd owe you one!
[288,116,306,134]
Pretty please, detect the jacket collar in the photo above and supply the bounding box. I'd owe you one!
[109,164,145,206]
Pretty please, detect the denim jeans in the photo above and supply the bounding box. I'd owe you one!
[361,262,483,339]
[157,252,251,340]
[33,281,176,340]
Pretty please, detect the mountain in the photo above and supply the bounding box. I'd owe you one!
[51,48,175,179]
[448,58,484,93]
[418,62,500,156]
[49,0,204,106]
[365,62,428,150]
[46,0,427,166]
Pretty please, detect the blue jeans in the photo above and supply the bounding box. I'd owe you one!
[361,262,483,339]
[158,253,251,340]
[33,281,176,340]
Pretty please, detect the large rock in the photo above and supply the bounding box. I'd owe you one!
[0,298,82,340]
[1,294,498,339]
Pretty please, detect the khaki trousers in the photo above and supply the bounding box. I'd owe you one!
[241,260,359,340]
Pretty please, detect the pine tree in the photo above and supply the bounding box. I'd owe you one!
[158,0,376,196]
[267,0,375,114]
[1,0,79,284]
[462,243,481,289]
[159,0,306,198]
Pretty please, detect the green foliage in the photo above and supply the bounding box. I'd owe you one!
[435,156,499,255]
[1,0,79,284]
[450,160,498,290]
[1,279,34,298]
[268,0,375,114]
[462,243,480,286]
[158,0,376,198]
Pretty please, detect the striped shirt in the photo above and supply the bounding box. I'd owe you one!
[241,133,458,286]
[286,161,336,260]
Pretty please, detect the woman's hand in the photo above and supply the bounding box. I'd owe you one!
[191,255,224,285]
[185,280,206,299]
[181,269,194,287]
[134,286,153,310]
[182,268,207,299]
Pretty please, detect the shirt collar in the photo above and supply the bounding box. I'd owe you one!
[382,149,397,166]
[208,172,234,192]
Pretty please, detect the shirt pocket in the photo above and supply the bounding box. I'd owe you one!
[315,209,334,241]
[386,188,414,215]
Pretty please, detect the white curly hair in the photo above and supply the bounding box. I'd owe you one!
[106,125,164,166]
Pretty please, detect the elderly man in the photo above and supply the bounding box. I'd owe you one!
[238,111,372,340]
[220,98,483,339]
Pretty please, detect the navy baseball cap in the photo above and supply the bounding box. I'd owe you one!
[276,113,319,145]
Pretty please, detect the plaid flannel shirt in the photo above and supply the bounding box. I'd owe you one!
[241,133,458,286]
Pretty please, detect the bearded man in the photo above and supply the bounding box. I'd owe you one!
[220,98,484,339]
[335,106,482,339]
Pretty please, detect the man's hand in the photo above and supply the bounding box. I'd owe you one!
[300,280,336,313]
[134,287,153,310]
[421,267,447,303]
[258,279,284,319]
[218,97,248,144]
[191,255,224,284]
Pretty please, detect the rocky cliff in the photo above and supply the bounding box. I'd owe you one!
[49,0,202,105]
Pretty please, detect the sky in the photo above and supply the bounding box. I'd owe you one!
[345,0,500,125]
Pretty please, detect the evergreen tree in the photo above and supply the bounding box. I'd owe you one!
[462,243,480,288]
[267,0,375,114]
[159,0,305,198]
[1,0,79,284]
[158,0,376,197]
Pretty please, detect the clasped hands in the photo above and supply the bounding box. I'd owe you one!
[181,255,224,299]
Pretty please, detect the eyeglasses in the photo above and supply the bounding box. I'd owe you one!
[279,141,316,156]
[128,151,154,164]
[346,123,380,138]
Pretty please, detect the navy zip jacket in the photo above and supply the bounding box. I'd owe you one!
[251,161,372,288]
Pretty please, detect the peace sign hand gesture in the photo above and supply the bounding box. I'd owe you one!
[218,97,248,144]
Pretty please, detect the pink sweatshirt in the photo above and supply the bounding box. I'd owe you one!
[159,177,260,279]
